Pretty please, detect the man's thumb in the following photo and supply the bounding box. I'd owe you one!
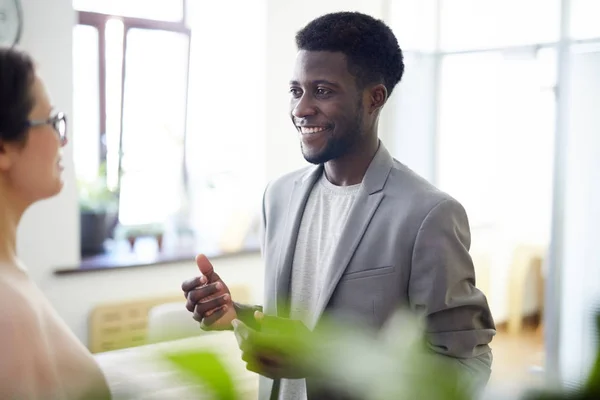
[195,254,215,278]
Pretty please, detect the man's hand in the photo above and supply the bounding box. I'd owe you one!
[232,312,311,380]
[181,254,237,331]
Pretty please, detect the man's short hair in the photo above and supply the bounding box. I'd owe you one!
[296,11,404,96]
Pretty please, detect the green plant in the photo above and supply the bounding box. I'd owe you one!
[164,350,239,400]
[158,310,600,400]
[585,313,600,393]
[78,163,118,213]
[160,310,472,400]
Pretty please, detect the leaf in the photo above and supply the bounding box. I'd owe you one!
[163,350,238,400]
[583,313,600,394]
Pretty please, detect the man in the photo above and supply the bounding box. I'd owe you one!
[182,11,495,400]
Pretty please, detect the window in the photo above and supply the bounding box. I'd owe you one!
[386,0,600,388]
[72,25,100,183]
[73,1,266,262]
[570,0,600,40]
[439,0,560,51]
[437,48,556,241]
[182,0,266,254]
[118,28,189,225]
[73,1,190,227]
[73,0,184,22]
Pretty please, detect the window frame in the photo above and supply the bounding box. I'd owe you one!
[75,3,191,210]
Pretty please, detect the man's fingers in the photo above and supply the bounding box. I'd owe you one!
[185,282,224,312]
[204,295,225,316]
[198,305,228,328]
[254,311,264,322]
[241,350,268,374]
[245,360,263,375]
[232,318,255,350]
[244,359,282,379]
[181,276,207,294]
[194,293,230,317]
[241,350,253,363]
[195,254,219,280]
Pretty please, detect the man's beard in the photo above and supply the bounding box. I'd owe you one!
[302,109,363,165]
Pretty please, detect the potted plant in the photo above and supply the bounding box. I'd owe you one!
[115,223,166,252]
[78,163,119,256]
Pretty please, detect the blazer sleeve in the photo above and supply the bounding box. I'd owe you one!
[408,198,496,386]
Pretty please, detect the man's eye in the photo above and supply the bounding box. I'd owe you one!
[316,88,331,96]
[289,88,302,97]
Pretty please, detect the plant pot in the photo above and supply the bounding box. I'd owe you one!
[80,210,118,256]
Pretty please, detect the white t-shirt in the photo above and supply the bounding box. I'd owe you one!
[279,172,362,400]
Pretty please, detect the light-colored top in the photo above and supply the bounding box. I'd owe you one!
[279,173,361,400]
[0,265,110,400]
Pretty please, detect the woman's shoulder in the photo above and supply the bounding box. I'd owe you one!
[0,270,47,388]
[0,269,40,332]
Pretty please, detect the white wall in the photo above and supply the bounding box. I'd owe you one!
[16,0,80,303]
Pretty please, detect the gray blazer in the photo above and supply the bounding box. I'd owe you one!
[258,142,496,400]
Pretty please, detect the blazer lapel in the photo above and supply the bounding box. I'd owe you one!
[310,142,393,328]
[274,165,323,317]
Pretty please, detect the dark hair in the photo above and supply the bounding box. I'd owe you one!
[0,47,35,143]
[295,11,404,96]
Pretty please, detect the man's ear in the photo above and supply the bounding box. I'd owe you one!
[367,84,388,114]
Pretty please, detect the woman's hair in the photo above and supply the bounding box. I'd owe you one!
[0,47,36,144]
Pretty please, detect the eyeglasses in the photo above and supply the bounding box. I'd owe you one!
[26,112,67,145]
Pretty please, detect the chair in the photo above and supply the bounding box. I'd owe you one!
[88,284,252,353]
[507,245,546,335]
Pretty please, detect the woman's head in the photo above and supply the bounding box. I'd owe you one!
[0,47,67,206]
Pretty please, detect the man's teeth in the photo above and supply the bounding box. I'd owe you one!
[300,126,327,134]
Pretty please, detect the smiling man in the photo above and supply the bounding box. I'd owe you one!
[183,11,496,400]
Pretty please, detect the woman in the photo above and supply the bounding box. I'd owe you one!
[0,47,110,399]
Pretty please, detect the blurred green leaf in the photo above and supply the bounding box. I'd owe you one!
[238,310,470,400]
[583,313,600,394]
[78,162,118,212]
[156,309,600,400]
[164,350,238,400]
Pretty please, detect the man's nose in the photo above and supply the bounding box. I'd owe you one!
[291,94,318,119]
